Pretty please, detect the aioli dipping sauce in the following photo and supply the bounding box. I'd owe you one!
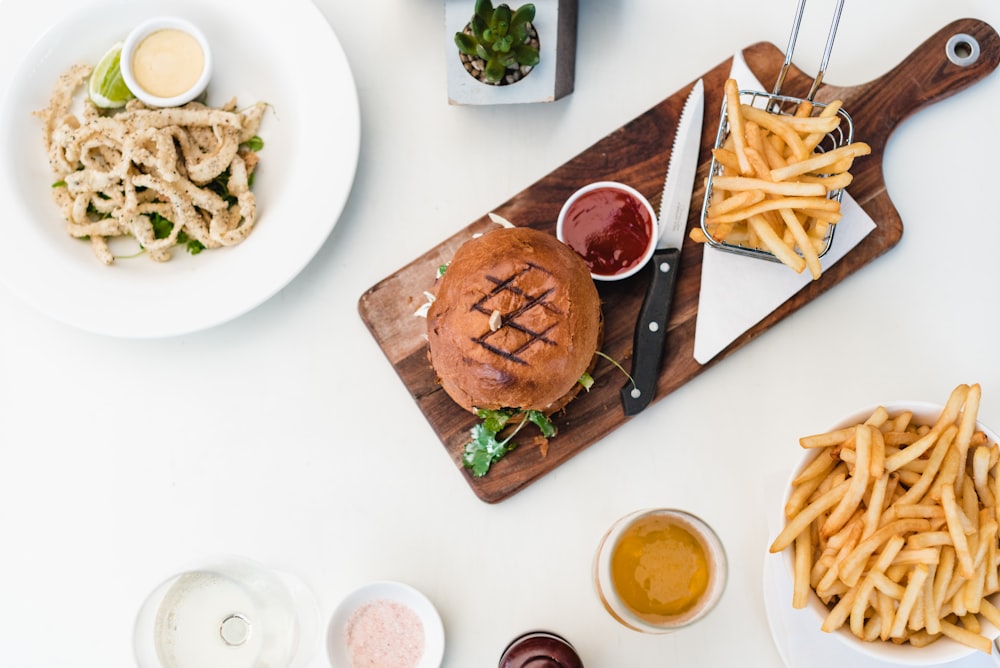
[499,631,584,668]
[121,17,212,107]
[131,29,205,99]
[556,182,656,281]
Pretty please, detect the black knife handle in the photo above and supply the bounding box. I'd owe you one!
[620,247,682,416]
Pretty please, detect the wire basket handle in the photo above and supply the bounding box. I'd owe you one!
[772,0,846,101]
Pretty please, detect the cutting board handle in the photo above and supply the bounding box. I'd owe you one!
[836,18,1000,152]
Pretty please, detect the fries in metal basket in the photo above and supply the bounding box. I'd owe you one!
[770,384,1000,654]
[691,78,871,280]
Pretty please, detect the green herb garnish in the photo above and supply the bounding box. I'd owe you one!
[243,135,264,152]
[461,407,556,477]
[147,212,205,255]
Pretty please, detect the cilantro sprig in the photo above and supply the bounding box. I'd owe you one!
[462,408,556,478]
[150,212,205,255]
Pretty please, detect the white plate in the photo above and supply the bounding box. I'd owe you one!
[327,580,445,668]
[0,0,360,337]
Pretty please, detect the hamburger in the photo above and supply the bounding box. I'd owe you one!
[426,226,603,475]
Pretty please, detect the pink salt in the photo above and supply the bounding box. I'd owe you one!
[345,598,425,668]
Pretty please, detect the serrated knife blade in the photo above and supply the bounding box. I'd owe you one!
[620,79,704,416]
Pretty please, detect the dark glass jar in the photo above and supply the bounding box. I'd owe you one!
[499,631,584,668]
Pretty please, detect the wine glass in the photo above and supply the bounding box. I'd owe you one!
[133,555,319,668]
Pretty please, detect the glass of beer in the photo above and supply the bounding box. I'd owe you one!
[593,508,727,633]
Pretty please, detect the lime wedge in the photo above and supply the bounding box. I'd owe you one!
[88,42,133,109]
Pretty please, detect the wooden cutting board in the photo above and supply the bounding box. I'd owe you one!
[359,18,1000,503]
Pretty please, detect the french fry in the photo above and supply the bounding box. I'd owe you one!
[747,214,807,273]
[769,142,872,182]
[779,208,822,280]
[974,446,997,509]
[688,227,709,243]
[803,99,843,150]
[740,104,812,160]
[800,426,856,449]
[906,530,952,548]
[839,519,932,587]
[705,195,840,226]
[770,479,851,553]
[938,619,992,654]
[786,468,833,519]
[942,484,975,579]
[862,473,889,539]
[885,385,969,472]
[711,147,741,174]
[978,598,1000,629]
[705,188,766,218]
[925,561,941,635]
[798,172,854,189]
[955,384,983,486]
[793,527,813,609]
[709,175,826,197]
[823,425,873,538]
[724,78,751,175]
[869,427,886,480]
[743,147,772,182]
[890,564,930,638]
[933,545,956,613]
[892,425,956,506]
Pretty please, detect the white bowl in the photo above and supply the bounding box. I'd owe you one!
[327,580,445,668]
[776,400,1000,665]
[121,16,212,107]
[556,181,657,281]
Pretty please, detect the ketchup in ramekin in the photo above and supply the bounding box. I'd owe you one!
[556,181,656,281]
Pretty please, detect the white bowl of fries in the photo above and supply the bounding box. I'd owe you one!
[769,384,1000,664]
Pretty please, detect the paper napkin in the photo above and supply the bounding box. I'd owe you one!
[692,53,877,365]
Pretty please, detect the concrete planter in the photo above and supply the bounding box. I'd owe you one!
[445,0,578,105]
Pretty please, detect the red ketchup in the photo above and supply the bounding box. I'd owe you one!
[499,631,584,668]
[559,185,654,278]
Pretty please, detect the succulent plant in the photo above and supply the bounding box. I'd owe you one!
[455,0,540,84]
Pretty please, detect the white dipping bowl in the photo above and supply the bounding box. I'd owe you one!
[327,580,445,668]
[121,16,212,107]
[556,181,657,282]
[777,400,1000,665]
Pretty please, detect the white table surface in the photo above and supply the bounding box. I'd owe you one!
[2,1,1000,666]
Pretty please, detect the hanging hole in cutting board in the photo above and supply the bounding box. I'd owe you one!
[946,33,980,66]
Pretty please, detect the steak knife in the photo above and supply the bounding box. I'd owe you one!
[620,79,704,416]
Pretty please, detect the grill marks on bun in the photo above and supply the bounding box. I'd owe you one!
[427,226,602,414]
[470,262,561,366]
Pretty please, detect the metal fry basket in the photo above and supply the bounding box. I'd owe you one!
[700,0,853,263]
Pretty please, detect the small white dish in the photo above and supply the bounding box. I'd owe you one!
[556,181,657,282]
[327,580,445,668]
[121,15,212,107]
